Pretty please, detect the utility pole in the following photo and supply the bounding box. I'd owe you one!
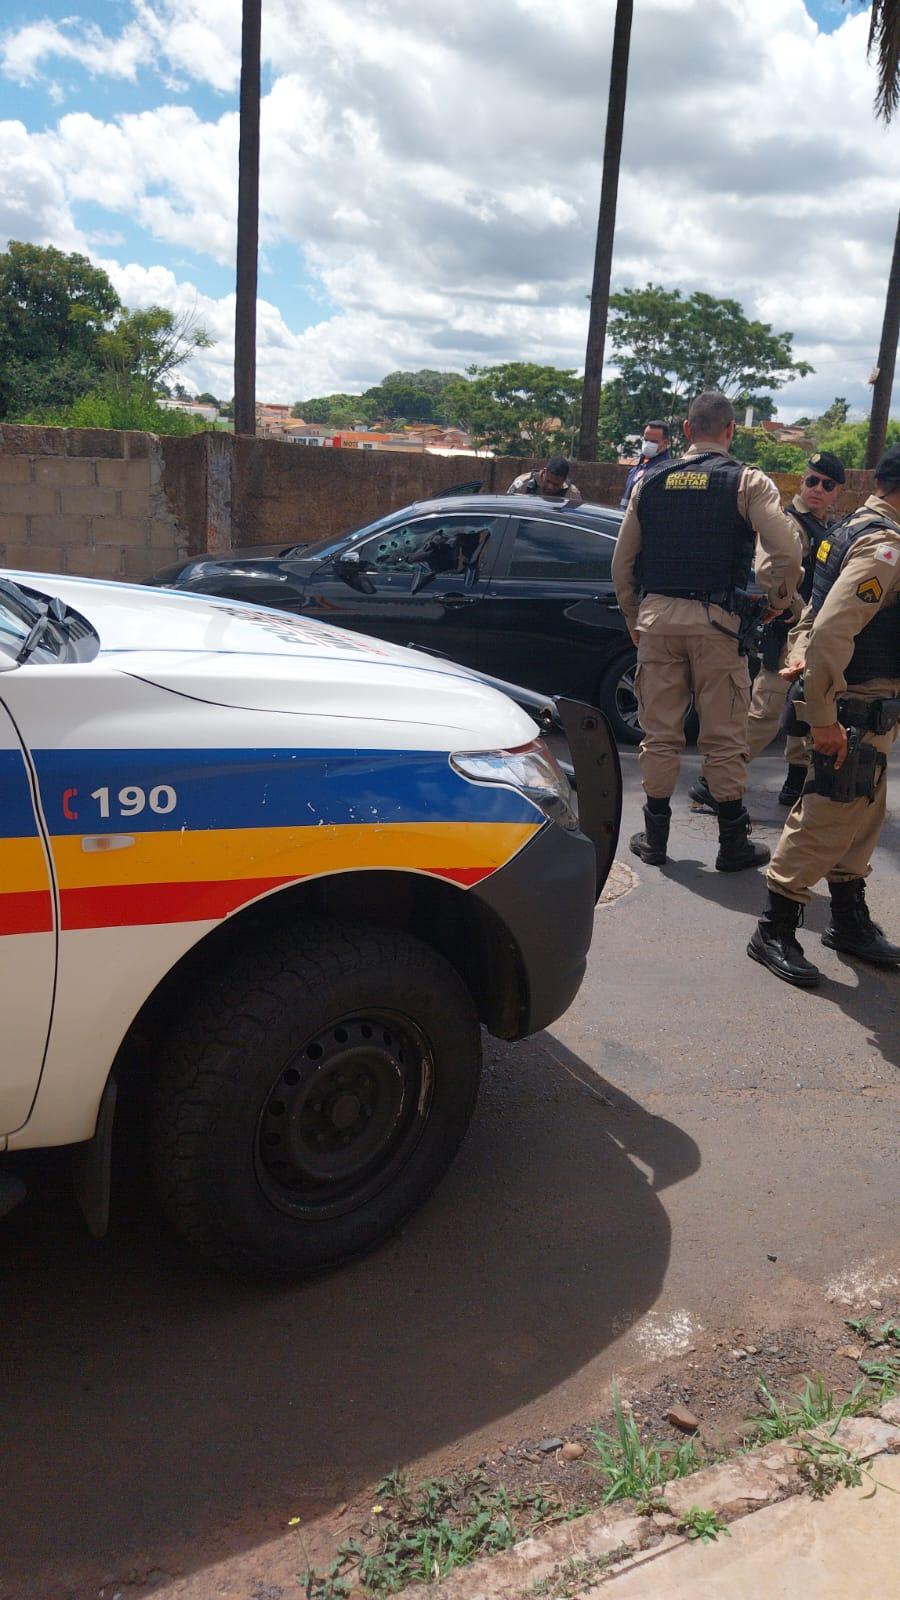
[577,0,633,463]
[865,204,899,469]
[234,0,261,436]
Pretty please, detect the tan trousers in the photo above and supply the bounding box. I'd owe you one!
[747,660,809,766]
[635,629,750,801]
[767,725,897,904]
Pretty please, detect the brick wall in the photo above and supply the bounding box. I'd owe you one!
[0,425,879,579]
[0,424,191,581]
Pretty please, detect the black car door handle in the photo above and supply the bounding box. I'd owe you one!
[440,593,478,608]
[593,595,620,610]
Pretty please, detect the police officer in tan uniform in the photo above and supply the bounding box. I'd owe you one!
[690,450,846,813]
[748,443,900,986]
[507,456,583,504]
[612,391,802,871]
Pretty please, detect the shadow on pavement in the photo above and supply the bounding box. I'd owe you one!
[0,1037,699,1600]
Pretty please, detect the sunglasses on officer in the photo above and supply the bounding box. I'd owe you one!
[803,473,838,492]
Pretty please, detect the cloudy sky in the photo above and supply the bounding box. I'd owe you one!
[1,0,897,420]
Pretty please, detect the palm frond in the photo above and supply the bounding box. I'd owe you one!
[867,0,900,122]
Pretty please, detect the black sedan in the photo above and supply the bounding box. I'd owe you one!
[152,494,645,742]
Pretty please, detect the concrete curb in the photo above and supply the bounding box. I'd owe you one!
[401,1403,900,1600]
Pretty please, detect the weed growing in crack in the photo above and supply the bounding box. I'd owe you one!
[530,1545,634,1597]
[591,1384,702,1504]
[795,1436,866,1500]
[677,1506,730,1544]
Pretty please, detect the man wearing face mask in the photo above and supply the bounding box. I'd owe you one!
[620,421,671,508]
[690,450,846,813]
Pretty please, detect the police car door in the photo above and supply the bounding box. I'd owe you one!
[0,695,56,1132]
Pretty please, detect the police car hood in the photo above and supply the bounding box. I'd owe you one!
[27,573,539,744]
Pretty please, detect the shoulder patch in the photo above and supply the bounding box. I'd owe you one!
[856,576,884,605]
[816,539,831,562]
[875,543,899,567]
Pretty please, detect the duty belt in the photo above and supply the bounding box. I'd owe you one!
[648,587,736,607]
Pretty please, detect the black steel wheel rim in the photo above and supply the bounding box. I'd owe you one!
[254,1010,434,1220]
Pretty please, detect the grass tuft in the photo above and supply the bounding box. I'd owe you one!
[590,1383,702,1504]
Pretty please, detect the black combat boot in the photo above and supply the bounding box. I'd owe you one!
[688,775,718,812]
[715,808,771,872]
[777,764,807,807]
[822,879,900,965]
[629,805,670,866]
[747,892,821,987]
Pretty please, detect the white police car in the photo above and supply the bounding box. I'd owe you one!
[0,570,619,1274]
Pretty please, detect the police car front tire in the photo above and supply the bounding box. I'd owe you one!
[148,920,482,1276]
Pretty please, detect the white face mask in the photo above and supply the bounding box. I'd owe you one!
[640,439,660,459]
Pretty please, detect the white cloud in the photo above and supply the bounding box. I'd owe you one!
[1,0,898,416]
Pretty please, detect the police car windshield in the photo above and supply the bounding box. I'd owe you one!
[0,576,98,666]
[0,577,43,661]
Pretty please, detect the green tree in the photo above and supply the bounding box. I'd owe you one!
[813,396,850,436]
[0,240,122,418]
[734,393,777,423]
[362,369,461,425]
[444,362,581,455]
[730,429,808,473]
[99,305,213,400]
[291,393,377,426]
[814,417,900,468]
[607,284,813,432]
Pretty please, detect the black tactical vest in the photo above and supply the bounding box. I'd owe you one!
[637,452,755,598]
[811,509,900,683]
[787,503,829,602]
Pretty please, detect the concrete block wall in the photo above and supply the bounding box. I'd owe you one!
[0,425,878,579]
[0,424,191,582]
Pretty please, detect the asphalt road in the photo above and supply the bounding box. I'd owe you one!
[2,748,899,1599]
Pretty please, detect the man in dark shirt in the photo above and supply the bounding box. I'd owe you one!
[620,421,671,508]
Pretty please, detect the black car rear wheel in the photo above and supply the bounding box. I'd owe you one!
[597,655,642,745]
[597,653,698,748]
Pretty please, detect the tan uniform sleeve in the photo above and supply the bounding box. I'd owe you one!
[739,467,802,605]
[802,531,900,726]
[565,484,583,506]
[611,491,643,631]
[786,600,814,665]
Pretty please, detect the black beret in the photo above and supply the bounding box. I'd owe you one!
[874,442,900,488]
[807,450,845,484]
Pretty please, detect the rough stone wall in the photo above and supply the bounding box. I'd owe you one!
[0,424,191,581]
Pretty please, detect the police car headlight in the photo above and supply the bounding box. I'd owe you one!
[451,739,579,831]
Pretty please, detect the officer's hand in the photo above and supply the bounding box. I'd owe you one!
[629,628,640,646]
[760,606,781,623]
[811,723,848,769]
[780,658,804,682]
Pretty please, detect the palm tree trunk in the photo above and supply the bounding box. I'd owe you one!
[234,0,261,436]
[865,204,899,469]
[577,0,633,463]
